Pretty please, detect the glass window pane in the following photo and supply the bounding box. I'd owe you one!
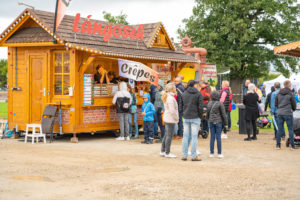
[64,53,70,73]
[55,53,62,73]
[55,75,62,95]
[63,75,70,95]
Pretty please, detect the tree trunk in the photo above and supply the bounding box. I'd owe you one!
[230,77,244,103]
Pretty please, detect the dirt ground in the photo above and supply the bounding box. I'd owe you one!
[0,131,299,200]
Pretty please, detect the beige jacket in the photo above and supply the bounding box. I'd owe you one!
[163,92,179,124]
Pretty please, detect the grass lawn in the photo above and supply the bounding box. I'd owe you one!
[230,108,288,134]
[0,102,7,118]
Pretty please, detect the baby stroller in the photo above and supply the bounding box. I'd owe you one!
[286,104,300,147]
[198,107,208,139]
[256,111,272,128]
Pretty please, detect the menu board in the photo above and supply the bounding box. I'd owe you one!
[83,74,94,105]
[156,64,172,81]
[94,84,119,97]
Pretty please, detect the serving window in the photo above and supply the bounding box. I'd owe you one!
[54,51,70,96]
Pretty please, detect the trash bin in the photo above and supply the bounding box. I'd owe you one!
[237,104,252,134]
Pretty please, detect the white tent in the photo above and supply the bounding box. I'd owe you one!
[264,73,300,94]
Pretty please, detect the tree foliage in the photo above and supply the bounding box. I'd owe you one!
[178,0,300,79]
[0,59,7,88]
[102,11,129,25]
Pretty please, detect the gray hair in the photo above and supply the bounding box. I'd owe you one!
[247,83,256,93]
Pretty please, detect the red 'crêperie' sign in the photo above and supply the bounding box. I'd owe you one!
[72,13,144,42]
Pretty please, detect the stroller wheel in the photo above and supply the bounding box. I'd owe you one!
[201,130,208,139]
[286,138,290,147]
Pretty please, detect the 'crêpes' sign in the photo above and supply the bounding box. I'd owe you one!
[118,59,159,86]
[72,13,144,42]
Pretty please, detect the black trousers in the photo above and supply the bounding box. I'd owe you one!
[246,119,257,138]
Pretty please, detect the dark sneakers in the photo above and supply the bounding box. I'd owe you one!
[251,136,257,140]
[141,140,147,144]
[244,137,251,141]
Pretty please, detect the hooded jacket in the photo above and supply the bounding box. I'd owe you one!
[154,87,164,111]
[142,93,156,121]
[163,92,179,124]
[179,86,203,119]
[207,92,228,125]
[200,84,211,105]
[176,83,185,113]
[112,82,132,113]
[275,87,296,115]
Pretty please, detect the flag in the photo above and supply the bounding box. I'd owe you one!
[53,0,71,33]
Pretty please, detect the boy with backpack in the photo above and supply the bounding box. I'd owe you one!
[141,93,156,144]
[112,82,132,140]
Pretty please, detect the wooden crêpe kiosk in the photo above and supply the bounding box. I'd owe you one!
[0,9,198,142]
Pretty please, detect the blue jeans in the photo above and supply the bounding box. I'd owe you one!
[177,112,183,137]
[227,111,231,130]
[174,123,178,136]
[154,112,158,135]
[128,113,138,137]
[273,113,285,138]
[209,122,222,154]
[277,115,294,147]
[156,108,165,138]
[144,121,154,142]
[182,118,201,159]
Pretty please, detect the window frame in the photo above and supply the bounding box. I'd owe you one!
[53,51,71,97]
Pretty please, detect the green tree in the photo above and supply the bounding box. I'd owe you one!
[0,59,7,88]
[102,11,129,25]
[178,0,300,99]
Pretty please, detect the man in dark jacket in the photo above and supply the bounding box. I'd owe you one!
[264,86,275,111]
[180,80,203,161]
[175,77,185,139]
[275,80,297,150]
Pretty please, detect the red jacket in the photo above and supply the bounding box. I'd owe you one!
[228,92,233,112]
[200,85,211,105]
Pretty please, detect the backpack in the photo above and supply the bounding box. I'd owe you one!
[118,97,130,112]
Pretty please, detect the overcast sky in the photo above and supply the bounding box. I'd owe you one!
[0,0,196,59]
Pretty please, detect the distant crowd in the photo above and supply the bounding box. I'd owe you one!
[112,76,299,161]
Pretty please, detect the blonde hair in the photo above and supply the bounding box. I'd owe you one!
[222,80,229,88]
[162,83,176,103]
[247,83,256,93]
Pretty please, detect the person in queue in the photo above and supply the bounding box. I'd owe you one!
[219,80,231,138]
[207,91,228,158]
[275,80,297,150]
[127,84,139,139]
[243,79,251,96]
[94,64,110,84]
[141,93,156,144]
[243,83,260,141]
[265,86,275,112]
[112,82,131,141]
[154,80,165,143]
[180,80,203,161]
[160,83,179,158]
[149,84,158,137]
[270,82,284,140]
[108,71,119,84]
[200,81,211,134]
[174,76,185,139]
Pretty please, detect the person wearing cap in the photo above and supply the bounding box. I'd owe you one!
[154,80,165,143]
[179,80,203,161]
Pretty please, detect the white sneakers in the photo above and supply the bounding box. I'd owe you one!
[209,154,224,158]
[160,152,166,157]
[165,153,177,158]
[116,136,130,141]
[218,154,224,158]
[221,134,228,139]
[116,137,125,141]
[160,152,177,158]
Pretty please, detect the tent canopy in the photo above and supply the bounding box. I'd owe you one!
[264,74,300,94]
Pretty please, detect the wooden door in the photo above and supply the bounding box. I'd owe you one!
[30,55,46,123]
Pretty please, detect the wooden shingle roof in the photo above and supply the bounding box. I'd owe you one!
[274,41,300,58]
[0,9,198,63]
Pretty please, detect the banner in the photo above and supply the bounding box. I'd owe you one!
[118,59,159,86]
[54,0,71,32]
[200,64,218,86]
